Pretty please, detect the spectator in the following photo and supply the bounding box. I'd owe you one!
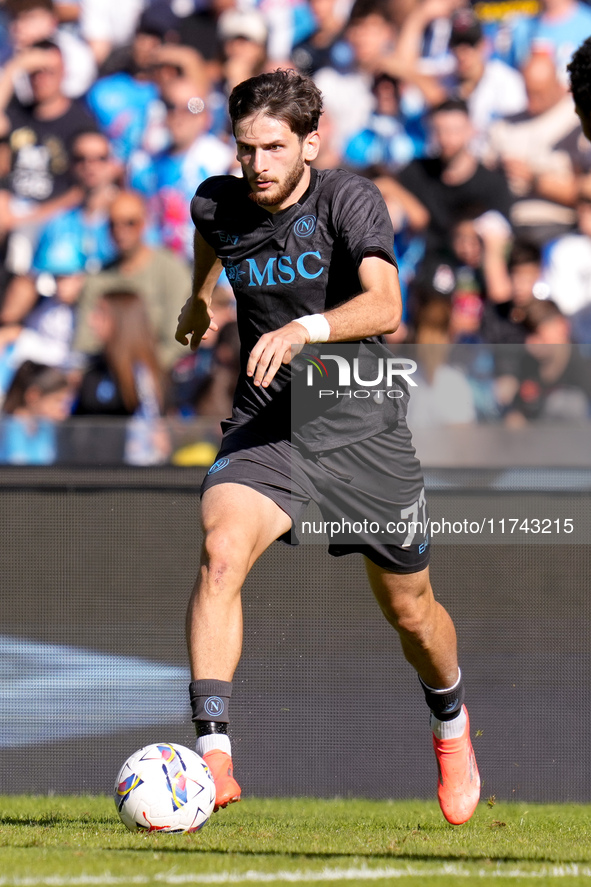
[370,168,430,235]
[129,77,234,262]
[177,0,230,66]
[400,9,527,155]
[86,8,178,163]
[96,2,182,77]
[73,191,191,371]
[0,359,70,463]
[524,297,572,345]
[396,98,512,252]
[310,105,343,169]
[405,296,478,428]
[485,52,581,247]
[217,8,269,94]
[395,9,526,154]
[389,0,461,79]
[0,5,12,67]
[31,129,121,277]
[79,0,144,66]
[314,0,398,153]
[74,289,164,417]
[343,72,425,171]
[179,0,309,69]
[370,171,428,337]
[73,288,170,465]
[411,217,484,305]
[568,36,591,142]
[480,240,546,344]
[3,0,96,99]
[171,283,236,413]
[501,299,591,423]
[502,0,591,84]
[0,39,97,273]
[418,215,511,344]
[53,1,79,26]
[412,212,512,312]
[291,0,352,76]
[0,234,85,383]
[192,319,240,419]
[542,177,591,319]
[148,43,211,98]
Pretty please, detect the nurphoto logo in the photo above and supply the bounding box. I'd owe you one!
[302,352,418,400]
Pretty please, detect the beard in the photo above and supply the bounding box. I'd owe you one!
[247,155,306,208]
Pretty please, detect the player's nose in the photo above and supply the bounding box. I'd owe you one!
[251,148,268,173]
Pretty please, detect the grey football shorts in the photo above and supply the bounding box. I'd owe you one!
[201,419,430,574]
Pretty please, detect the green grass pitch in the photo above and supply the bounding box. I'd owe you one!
[0,796,590,887]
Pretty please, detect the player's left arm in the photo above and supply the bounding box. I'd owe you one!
[246,252,401,388]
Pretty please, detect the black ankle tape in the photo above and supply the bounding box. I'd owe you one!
[194,720,229,737]
[189,679,232,723]
[419,673,464,721]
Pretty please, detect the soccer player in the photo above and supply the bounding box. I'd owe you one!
[568,37,591,141]
[175,69,480,825]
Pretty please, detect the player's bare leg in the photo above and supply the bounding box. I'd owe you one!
[365,561,480,825]
[187,483,291,810]
[365,562,458,687]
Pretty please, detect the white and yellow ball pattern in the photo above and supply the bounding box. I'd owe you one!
[114,743,215,833]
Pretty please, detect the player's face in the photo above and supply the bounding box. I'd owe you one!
[235,113,319,213]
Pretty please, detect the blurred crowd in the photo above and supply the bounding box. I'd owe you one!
[0,0,590,464]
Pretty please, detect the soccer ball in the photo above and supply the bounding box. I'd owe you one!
[114,743,216,833]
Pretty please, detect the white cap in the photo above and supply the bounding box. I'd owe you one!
[218,9,268,45]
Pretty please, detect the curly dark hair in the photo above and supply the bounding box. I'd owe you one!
[228,69,323,139]
[568,37,591,117]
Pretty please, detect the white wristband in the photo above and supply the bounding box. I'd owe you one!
[294,313,331,344]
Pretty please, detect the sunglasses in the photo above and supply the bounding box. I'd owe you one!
[164,102,192,113]
[73,154,109,163]
[109,218,143,229]
[30,66,61,77]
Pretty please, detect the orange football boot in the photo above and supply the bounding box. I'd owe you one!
[432,705,480,825]
[202,749,241,812]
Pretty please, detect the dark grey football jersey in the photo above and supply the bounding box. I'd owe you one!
[191,167,406,450]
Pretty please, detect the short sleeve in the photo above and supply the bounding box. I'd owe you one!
[331,175,398,269]
[190,176,230,244]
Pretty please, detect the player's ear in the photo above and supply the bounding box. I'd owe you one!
[302,131,320,163]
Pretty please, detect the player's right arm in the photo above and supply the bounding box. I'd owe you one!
[175,229,223,351]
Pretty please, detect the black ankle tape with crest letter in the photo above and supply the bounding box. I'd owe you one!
[419,672,465,722]
[189,679,232,725]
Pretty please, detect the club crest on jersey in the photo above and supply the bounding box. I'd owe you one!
[208,457,230,475]
[294,215,316,237]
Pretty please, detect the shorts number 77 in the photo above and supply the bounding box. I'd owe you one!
[400,488,427,549]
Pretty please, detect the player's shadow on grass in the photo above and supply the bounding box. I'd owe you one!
[110,847,589,864]
[0,815,117,826]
